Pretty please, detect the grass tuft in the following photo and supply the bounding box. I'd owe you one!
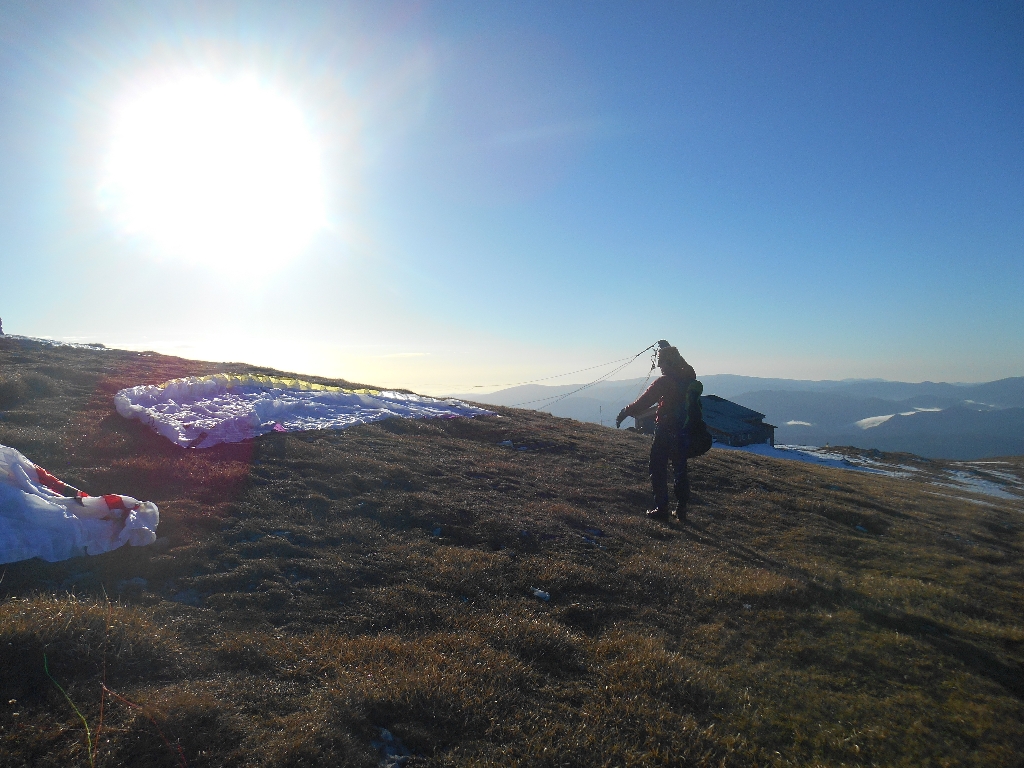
[43,654,94,768]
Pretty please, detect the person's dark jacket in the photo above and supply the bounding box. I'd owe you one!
[621,363,697,430]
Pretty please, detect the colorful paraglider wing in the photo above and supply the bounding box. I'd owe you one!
[0,444,159,565]
[115,374,496,448]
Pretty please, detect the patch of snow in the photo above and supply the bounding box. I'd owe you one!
[714,441,1024,500]
[954,496,997,507]
[958,464,1024,489]
[713,443,887,474]
[855,414,894,429]
[714,443,930,479]
[6,335,111,350]
[923,491,996,508]
[937,470,1020,500]
[845,458,917,478]
[976,470,1024,487]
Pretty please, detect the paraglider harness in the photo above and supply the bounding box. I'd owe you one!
[683,380,713,458]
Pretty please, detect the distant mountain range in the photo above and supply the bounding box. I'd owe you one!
[455,375,1024,460]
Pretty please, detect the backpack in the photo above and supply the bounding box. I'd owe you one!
[684,380,713,458]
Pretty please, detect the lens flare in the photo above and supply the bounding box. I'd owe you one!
[99,72,327,271]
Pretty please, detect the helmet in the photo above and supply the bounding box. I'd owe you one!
[657,344,686,371]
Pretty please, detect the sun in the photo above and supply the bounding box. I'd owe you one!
[99,72,327,271]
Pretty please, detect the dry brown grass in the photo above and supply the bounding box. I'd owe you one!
[1,336,1023,766]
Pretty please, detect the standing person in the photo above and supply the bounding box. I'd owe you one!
[616,343,697,520]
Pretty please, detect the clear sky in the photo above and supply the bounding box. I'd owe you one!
[0,1,1021,394]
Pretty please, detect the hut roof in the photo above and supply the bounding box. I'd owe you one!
[701,394,766,423]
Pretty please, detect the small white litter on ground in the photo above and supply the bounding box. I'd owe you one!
[371,728,413,767]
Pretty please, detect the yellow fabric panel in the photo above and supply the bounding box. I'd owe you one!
[153,373,380,396]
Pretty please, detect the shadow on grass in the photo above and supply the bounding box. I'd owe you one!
[859,604,1024,699]
[684,518,818,586]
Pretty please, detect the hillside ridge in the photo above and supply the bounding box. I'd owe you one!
[1,337,1023,766]
[461,373,1024,459]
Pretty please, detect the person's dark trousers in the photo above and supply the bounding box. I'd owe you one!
[649,426,690,511]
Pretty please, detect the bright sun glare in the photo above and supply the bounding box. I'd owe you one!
[99,72,327,270]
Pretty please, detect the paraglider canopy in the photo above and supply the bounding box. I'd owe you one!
[116,374,495,449]
[0,444,159,565]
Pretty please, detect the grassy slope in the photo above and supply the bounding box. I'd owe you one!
[1,337,1022,767]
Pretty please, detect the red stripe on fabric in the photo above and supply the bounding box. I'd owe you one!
[34,466,71,495]
[103,494,127,510]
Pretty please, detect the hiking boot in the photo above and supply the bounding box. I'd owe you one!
[646,506,668,519]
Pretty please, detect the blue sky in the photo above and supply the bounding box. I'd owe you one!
[0,1,1021,393]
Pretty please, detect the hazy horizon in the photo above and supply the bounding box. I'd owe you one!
[4,331,1016,398]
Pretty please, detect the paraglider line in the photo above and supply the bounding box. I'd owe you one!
[511,342,660,410]
[462,354,638,390]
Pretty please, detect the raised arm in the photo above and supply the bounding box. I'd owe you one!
[615,377,666,427]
